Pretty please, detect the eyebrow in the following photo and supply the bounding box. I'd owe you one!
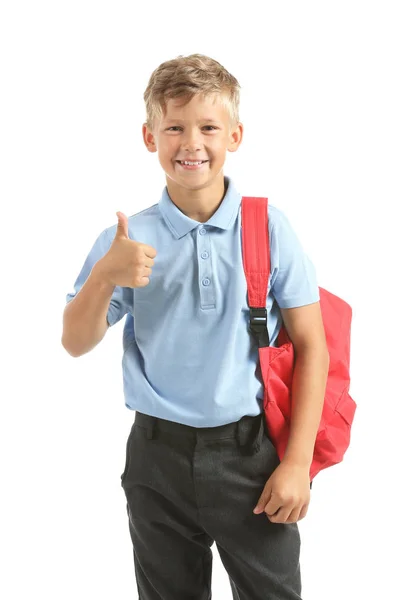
[163,118,221,124]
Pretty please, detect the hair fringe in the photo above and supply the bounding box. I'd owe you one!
[143,54,241,131]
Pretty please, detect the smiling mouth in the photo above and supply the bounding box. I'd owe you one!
[176,160,209,164]
[175,160,210,172]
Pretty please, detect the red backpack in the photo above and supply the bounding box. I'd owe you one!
[241,196,356,482]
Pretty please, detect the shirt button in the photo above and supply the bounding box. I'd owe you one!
[199,228,206,235]
[201,251,209,259]
[202,278,210,286]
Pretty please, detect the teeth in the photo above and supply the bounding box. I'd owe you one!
[181,160,204,165]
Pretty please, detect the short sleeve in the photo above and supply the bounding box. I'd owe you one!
[65,228,133,327]
[269,209,320,309]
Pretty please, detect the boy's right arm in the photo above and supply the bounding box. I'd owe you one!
[61,259,115,358]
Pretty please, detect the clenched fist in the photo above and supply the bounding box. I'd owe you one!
[98,211,157,288]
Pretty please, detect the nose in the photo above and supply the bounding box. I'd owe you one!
[181,127,203,152]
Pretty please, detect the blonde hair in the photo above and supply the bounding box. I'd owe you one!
[143,54,241,133]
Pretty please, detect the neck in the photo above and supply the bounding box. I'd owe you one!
[166,173,228,223]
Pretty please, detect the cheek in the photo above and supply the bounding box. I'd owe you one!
[212,137,228,151]
[159,148,174,162]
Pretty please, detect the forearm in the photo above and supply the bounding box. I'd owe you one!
[61,260,115,357]
[282,347,330,468]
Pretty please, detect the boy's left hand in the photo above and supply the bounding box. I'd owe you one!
[253,460,311,524]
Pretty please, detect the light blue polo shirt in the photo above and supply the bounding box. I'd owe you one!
[65,175,320,427]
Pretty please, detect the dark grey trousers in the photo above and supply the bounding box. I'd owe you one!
[120,410,303,599]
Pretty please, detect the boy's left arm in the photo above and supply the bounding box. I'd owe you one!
[253,301,330,522]
[280,301,330,468]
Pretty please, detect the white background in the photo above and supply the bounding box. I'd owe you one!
[1,1,414,598]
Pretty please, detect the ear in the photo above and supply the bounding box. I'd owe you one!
[227,122,244,153]
[142,123,158,153]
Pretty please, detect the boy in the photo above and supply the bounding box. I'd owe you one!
[62,54,329,600]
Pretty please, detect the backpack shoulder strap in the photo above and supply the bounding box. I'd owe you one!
[241,195,270,309]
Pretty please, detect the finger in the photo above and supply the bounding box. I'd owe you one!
[286,506,303,523]
[269,505,292,523]
[143,244,157,259]
[264,497,283,517]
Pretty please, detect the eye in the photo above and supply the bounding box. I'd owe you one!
[166,126,218,131]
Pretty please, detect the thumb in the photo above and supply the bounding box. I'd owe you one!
[253,497,266,514]
[115,211,129,239]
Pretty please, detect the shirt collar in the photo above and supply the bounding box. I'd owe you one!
[158,175,242,239]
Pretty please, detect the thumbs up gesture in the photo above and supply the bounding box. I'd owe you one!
[99,212,157,288]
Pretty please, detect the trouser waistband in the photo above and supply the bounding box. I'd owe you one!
[133,410,266,456]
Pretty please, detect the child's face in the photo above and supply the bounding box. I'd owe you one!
[143,93,243,188]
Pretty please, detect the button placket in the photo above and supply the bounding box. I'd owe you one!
[197,226,215,307]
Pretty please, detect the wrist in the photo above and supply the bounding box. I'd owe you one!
[281,454,312,470]
[92,259,115,289]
